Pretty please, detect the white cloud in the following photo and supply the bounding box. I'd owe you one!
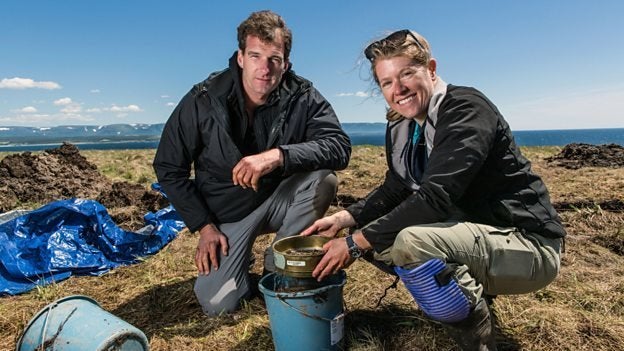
[52,97,83,115]
[0,113,94,125]
[166,102,175,107]
[54,97,73,105]
[86,108,102,113]
[504,85,624,130]
[160,95,170,98]
[61,104,82,114]
[90,89,100,93]
[109,104,142,112]
[0,77,61,90]
[20,106,38,113]
[336,91,369,97]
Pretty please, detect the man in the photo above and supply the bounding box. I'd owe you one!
[153,10,351,316]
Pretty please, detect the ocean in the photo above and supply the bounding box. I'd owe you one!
[1,125,622,152]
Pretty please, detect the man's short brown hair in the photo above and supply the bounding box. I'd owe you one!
[237,10,292,60]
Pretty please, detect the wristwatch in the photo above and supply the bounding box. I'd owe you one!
[345,235,363,259]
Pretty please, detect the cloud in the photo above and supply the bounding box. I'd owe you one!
[86,108,102,113]
[61,104,82,114]
[109,104,142,112]
[90,89,100,93]
[0,113,94,125]
[0,77,61,90]
[166,102,175,107]
[161,95,170,98]
[336,91,369,97]
[54,97,73,105]
[52,97,82,115]
[20,106,38,113]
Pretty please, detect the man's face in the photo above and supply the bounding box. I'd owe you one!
[237,34,288,107]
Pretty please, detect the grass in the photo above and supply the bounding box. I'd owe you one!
[1,146,624,350]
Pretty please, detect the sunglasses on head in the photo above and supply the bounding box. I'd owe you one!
[364,29,426,61]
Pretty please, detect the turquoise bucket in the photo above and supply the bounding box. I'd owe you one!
[259,271,346,351]
[16,295,149,351]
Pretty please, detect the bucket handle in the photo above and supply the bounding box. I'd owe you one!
[276,295,343,322]
[38,302,78,350]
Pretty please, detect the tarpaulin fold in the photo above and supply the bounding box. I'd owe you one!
[0,198,185,295]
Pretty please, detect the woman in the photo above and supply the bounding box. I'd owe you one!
[301,30,565,350]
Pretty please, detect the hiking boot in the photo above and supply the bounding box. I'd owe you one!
[443,298,497,351]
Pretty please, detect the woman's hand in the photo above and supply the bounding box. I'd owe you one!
[300,210,357,238]
[312,237,354,281]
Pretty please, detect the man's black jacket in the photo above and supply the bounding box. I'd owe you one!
[154,54,351,232]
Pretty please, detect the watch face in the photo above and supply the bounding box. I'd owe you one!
[349,247,362,258]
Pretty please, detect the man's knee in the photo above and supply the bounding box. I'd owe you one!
[315,169,337,190]
[289,169,337,215]
[314,170,337,207]
[194,276,247,316]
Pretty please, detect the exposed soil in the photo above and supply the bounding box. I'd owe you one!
[0,142,168,229]
[546,143,624,169]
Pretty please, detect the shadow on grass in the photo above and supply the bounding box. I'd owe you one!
[344,305,522,351]
[110,277,240,340]
[108,277,522,350]
[229,325,275,351]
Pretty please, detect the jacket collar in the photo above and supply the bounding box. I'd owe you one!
[195,52,311,114]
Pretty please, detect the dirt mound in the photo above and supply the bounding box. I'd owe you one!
[546,143,624,169]
[0,142,167,229]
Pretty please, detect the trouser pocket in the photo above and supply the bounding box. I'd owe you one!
[487,229,536,281]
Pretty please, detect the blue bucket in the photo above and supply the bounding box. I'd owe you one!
[16,295,149,351]
[259,271,346,351]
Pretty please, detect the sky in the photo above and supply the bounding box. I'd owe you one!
[1,1,623,131]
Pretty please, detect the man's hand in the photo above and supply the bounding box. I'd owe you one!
[195,223,229,275]
[301,210,357,238]
[232,148,283,191]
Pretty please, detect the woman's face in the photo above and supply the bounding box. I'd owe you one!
[374,56,437,122]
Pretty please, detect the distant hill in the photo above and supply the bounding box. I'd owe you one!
[2,123,624,151]
[0,122,387,146]
[0,124,166,145]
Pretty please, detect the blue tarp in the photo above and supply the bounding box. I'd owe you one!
[0,198,186,295]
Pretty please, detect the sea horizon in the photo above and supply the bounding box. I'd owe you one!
[1,124,623,152]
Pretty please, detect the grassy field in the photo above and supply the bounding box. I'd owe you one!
[1,146,623,350]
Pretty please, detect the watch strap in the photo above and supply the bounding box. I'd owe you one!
[345,235,362,258]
